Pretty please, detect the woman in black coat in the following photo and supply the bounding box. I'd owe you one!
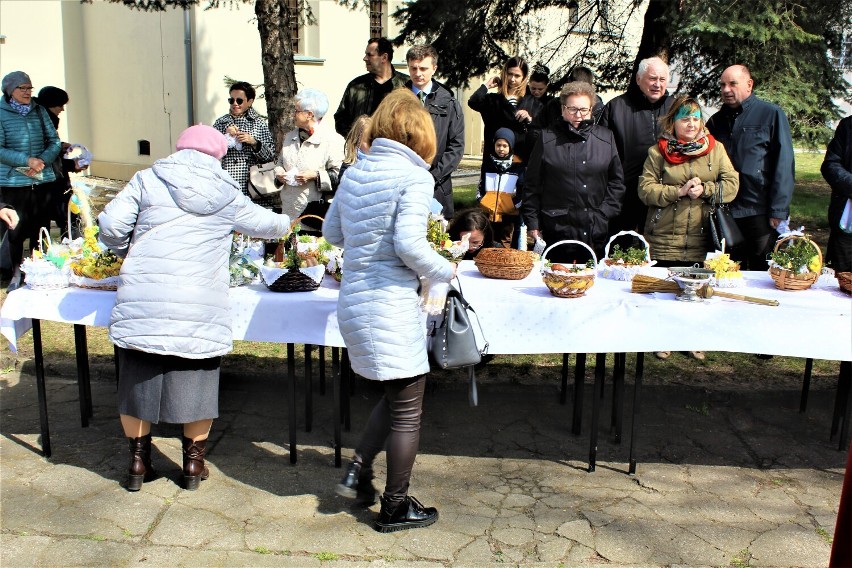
[522,81,625,261]
[467,56,540,163]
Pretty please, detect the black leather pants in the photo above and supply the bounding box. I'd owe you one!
[354,374,427,505]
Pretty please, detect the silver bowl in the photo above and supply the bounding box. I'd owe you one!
[668,267,714,302]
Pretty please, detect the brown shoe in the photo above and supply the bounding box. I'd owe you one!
[655,351,671,360]
[182,436,210,491]
[127,434,157,491]
[689,351,706,361]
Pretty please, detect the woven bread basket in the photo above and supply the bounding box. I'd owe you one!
[768,236,822,291]
[474,247,536,280]
[541,240,597,298]
[837,272,852,295]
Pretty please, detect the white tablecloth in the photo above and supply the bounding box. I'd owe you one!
[2,262,851,360]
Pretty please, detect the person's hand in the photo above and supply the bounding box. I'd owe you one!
[687,181,704,199]
[226,125,239,136]
[275,172,286,183]
[515,109,532,123]
[61,142,72,152]
[235,132,256,147]
[529,229,541,240]
[769,217,783,229]
[485,76,500,89]
[678,177,699,198]
[27,157,45,173]
[0,208,19,230]
[295,170,318,184]
[73,159,87,172]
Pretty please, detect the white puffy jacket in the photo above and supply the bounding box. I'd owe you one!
[323,138,455,380]
[99,149,290,358]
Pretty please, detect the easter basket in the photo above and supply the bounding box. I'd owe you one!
[541,240,598,298]
[474,247,536,280]
[837,272,852,295]
[262,230,325,292]
[767,235,822,291]
[597,230,655,281]
[68,274,120,291]
[20,228,71,290]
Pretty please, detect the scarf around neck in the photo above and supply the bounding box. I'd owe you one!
[9,99,32,116]
[658,132,715,164]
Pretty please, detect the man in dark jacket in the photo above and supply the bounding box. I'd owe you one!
[404,44,465,219]
[707,65,794,271]
[599,57,673,238]
[333,37,409,138]
[821,115,852,273]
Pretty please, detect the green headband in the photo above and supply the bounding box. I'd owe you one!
[674,106,701,121]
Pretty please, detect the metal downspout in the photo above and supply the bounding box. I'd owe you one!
[184,7,194,126]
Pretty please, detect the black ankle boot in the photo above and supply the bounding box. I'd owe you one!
[374,495,438,533]
[182,436,209,491]
[336,461,378,505]
[127,434,157,491]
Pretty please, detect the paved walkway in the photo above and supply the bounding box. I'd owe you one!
[0,357,846,567]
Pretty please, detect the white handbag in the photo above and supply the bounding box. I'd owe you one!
[248,162,281,199]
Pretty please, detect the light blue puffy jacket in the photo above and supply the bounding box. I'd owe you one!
[323,138,455,380]
[99,149,290,358]
[0,99,61,186]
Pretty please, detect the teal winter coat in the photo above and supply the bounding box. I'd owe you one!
[0,99,61,187]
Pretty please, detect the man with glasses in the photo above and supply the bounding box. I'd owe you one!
[333,37,409,138]
[404,44,464,219]
[600,56,673,239]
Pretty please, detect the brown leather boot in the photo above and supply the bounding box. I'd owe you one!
[127,434,157,491]
[182,436,209,491]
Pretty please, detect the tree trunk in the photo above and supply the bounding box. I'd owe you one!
[631,0,673,73]
[255,0,297,152]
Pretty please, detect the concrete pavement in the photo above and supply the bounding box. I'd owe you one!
[0,356,846,567]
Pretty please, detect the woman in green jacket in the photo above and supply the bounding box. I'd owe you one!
[639,96,739,360]
[639,96,739,264]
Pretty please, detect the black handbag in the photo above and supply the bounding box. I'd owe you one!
[708,179,744,250]
[427,279,489,406]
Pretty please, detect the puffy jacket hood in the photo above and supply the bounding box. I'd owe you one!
[151,149,238,215]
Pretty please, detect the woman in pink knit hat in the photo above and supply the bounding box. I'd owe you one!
[98,124,290,491]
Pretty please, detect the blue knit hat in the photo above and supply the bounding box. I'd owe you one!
[493,127,515,153]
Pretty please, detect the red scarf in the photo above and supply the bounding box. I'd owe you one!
[658,134,715,164]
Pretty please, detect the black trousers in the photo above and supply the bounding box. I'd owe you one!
[0,183,52,273]
[828,227,852,273]
[731,214,778,271]
[354,374,427,504]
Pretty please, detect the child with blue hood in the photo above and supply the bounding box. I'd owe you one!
[477,127,525,247]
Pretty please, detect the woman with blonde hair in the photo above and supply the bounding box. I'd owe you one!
[468,55,538,162]
[324,89,454,533]
[339,114,371,179]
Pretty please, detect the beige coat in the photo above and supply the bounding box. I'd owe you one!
[275,125,344,221]
[638,141,739,262]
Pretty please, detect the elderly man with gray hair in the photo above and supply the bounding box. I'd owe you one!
[600,56,674,239]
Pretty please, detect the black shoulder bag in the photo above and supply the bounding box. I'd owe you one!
[708,178,744,250]
[427,278,489,406]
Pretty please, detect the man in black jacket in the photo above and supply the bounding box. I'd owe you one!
[333,38,409,138]
[707,65,795,270]
[600,57,673,238]
[821,115,852,273]
[405,44,465,219]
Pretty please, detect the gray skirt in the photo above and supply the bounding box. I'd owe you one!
[116,347,221,424]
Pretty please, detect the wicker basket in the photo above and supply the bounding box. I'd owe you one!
[837,272,852,295]
[768,236,822,291]
[541,240,597,298]
[598,230,654,281]
[69,273,119,291]
[474,248,535,280]
[21,227,71,290]
[261,266,323,292]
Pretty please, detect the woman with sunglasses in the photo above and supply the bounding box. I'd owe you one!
[213,81,276,209]
[0,71,62,289]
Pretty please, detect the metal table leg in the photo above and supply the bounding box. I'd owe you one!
[73,325,92,425]
[839,361,852,451]
[571,353,586,435]
[304,344,313,433]
[332,347,341,467]
[588,353,605,472]
[319,345,326,396]
[628,352,644,475]
[800,358,813,413]
[612,353,625,444]
[560,353,569,405]
[287,343,297,464]
[342,349,351,432]
[32,319,52,458]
